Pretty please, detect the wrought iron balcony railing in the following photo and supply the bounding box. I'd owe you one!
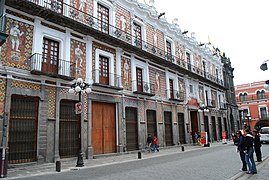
[207,98,216,107]
[220,102,227,110]
[23,0,223,86]
[29,53,75,80]
[92,69,123,90]
[167,90,184,101]
[131,80,155,96]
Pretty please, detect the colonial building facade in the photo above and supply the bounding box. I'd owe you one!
[235,81,269,131]
[0,0,238,164]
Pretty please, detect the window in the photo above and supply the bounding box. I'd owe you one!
[42,38,59,74]
[260,107,267,119]
[136,67,143,92]
[186,52,191,70]
[166,41,172,62]
[242,109,249,119]
[133,23,142,48]
[189,84,193,94]
[97,3,109,33]
[240,93,248,102]
[169,79,174,99]
[257,90,266,99]
[99,55,109,85]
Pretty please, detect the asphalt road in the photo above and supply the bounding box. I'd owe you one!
[16,144,269,180]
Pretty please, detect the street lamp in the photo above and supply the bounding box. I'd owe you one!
[68,78,91,167]
[198,104,210,147]
[245,113,251,130]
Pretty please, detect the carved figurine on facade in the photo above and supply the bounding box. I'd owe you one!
[10,24,24,52]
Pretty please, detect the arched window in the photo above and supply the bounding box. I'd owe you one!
[239,93,244,102]
[261,90,266,99]
[243,93,248,101]
[257,91,261,99]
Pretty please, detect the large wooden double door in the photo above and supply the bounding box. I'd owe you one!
[164,111,173,146]
[92,102,116,154]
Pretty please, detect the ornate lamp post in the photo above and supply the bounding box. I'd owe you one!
[198,104,210,147]
[68,78,91,167]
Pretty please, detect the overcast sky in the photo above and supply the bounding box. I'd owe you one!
[140,0,269,85]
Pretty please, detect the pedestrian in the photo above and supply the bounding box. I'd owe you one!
[153,135,159,152]
[236,130,247,172]
[194,132,198,145]
[243,129,257,174]
[146,134,153,152]
[253,129,262,162]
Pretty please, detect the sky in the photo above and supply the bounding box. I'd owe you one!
[140,0,269,85]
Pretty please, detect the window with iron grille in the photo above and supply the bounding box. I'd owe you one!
[97,3,109,33]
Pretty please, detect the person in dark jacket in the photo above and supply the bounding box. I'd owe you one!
[253,129,262,162]
[236,130,247,171]
[243,129,257,174]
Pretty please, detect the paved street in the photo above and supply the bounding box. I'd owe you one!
[6,142,269,180]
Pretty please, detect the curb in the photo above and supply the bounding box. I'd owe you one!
[228,155,269,180]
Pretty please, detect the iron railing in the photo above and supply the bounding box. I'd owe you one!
[24,0,224,86]
[167,90,184,101]
[92,69,122,89]
[131,80,155,96]
[220,102,227,109]
[28,53,75,79]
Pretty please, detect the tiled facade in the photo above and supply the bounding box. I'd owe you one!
[0,0,238,164]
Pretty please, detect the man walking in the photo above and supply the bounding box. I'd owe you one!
[253,129,262,162]
[236,130,247,172]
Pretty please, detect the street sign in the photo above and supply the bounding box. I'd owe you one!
[75,102,82,114]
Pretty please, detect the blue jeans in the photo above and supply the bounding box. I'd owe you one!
[245,147,257,173]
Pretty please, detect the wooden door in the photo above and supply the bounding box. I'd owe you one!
[212,117,217,141]
[99,56,109,85]
[218,117,222,140]
[126,107,138,151]
[147,110,157,137]
[8,95,38,164]
[190,111,198,142]
[136,67,143,92]
[169,79,174,99]
[92,102,116,154]
[178,113,186,144]
[42,38,59,74]
[164,111,173,146]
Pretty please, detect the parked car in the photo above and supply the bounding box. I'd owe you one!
[260,127,269,143]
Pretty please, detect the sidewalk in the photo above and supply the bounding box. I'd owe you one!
[5,143,211,179]
[5,142,227,179]
[229,155,269,180]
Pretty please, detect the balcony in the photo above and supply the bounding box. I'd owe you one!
[132,80,155,96]
[168,90,184,102]
[29,53,75,80]
[207,99,216,108]
[92,69,123,90]
[220,102,227,110]
[6,0,224,88]
[0,14,9,46]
